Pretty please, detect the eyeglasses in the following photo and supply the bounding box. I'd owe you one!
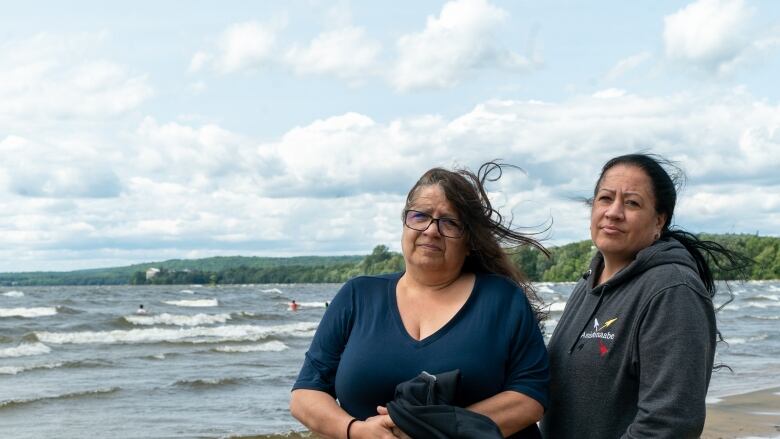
[403,210,466,238]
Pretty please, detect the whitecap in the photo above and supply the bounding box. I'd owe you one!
[0,342,51,358]
[178,289,195,294]
[35,321,320,345]
[215,341,289,353]
[546,302,567,313]
[297,302,327,308]
[0,307,57,318]
[125,312,232,326]
[727,334,769,345]
[2,291,24,297]
[0,362,63,375]
[261,288,283,294]
[535,284,555,294]
[163,298,218,307]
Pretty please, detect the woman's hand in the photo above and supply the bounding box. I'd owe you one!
[350,408,397,438]
[375,406,411,439]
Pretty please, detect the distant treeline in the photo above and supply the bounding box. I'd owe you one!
[131,245,405,285]
[509,232,779,282]
[1,234,778,286]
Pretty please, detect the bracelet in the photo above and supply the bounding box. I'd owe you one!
[346,418,358,439]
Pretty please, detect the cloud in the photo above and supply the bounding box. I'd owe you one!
[0,32,152,121]
[132,117,265,188]
[0,135,122,199]
[3,90,780,271]
[192,19,287,74]
[606,52,653,80]
[663,0,754,71]
[391,0,539,91]
[285,27,381,82]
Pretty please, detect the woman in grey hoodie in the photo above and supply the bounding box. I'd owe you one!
[541,154,748,438]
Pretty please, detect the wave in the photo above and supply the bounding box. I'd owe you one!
[163,298,218,307]
[215,341,289,353]
[0,307,57,318]
[727,334,769,345]
[2,291,24,297]
[124,312,232,326]
[0,362,63,375]
[745,315,780,321]
[535,284,555,294]
[0,342,51,358]
[34,321,320,345]
[747,294,780,302]
[179,289,195,294]
[720,301,780,311]
[546,302,567,312]
[297,302,327,308]
[261,288,284,294]
[0,387,120,410]
[57,305,83,315]
[172,376,250,389]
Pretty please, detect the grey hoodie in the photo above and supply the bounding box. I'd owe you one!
[541,238,716,439]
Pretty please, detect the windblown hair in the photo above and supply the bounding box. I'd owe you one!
[594,153,752,298]
[404,161,549,325]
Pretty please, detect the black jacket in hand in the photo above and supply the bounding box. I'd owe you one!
[387,369,536,439]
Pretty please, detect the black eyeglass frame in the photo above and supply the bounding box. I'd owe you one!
[403,209,466,238]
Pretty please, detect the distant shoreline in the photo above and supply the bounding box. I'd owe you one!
[2,234,778,286]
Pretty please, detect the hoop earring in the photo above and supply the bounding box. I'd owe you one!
[654,232,661,240]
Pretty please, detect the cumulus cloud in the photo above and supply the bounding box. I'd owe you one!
[391,0,539,91]
[0,32,152,121]
[0,135,122,199]
[192,19,286,74]
[132,117,269,189]
[3,89,780,270]
[285,27,381,82]
[663,0,754,72]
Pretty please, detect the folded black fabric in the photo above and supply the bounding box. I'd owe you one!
[386,370,503,439]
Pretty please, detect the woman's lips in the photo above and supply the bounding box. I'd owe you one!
[417,242,442,251]
[601,225,623,234]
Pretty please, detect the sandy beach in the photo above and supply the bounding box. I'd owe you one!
[253,387,780,439]
[703,387,780,439]
[248,387,780,439]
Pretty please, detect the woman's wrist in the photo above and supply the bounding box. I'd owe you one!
[346,418,358,439]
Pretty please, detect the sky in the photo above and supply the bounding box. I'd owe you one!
[1,0,779,272]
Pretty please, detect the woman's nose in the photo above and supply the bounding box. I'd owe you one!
[605,200,624,219]
[422,219,442,236]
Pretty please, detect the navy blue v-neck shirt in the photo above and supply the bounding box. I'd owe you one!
[293,272,549,421]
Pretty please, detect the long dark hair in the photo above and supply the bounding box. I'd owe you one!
[404,161,549,324]
[594,153,751,298]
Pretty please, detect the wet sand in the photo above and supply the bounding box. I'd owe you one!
[703,387,780,439]
[245,387,780,439]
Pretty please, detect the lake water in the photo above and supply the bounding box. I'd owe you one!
[1,280,778,438]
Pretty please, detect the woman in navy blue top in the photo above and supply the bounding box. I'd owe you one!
[290,163,550,439]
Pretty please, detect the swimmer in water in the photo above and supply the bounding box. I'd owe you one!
[289,300,298,311]
[136,304,147,315]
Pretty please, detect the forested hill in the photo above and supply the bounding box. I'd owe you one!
[0,255,363,286]
[1,234,778,286]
